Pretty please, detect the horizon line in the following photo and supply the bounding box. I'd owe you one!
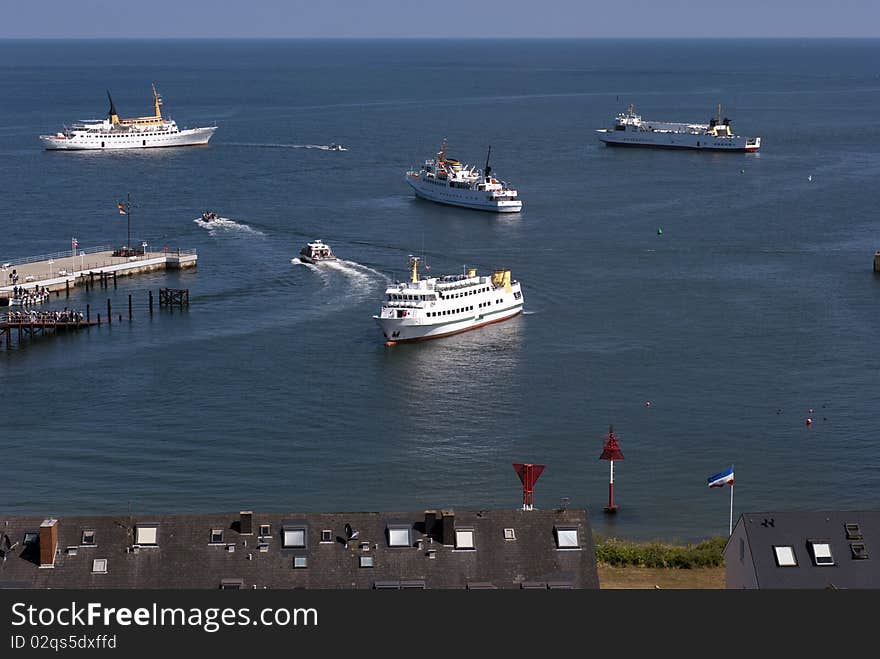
[2,35,879,41]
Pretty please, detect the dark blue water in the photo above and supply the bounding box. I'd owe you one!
[1,39,879,541]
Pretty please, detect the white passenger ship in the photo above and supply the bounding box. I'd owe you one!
[597,105,761,152]
[39,85,217,150]
[406,140,522,212]
[374,256,524,344]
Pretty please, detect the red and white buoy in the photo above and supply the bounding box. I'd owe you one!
[806,417,813,426]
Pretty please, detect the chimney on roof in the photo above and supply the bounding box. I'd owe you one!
[240,511,253,536]
[39,518,58,568]
[441,510,455,546]
[424,510,438,539]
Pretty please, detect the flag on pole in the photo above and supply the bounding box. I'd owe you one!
[117,201,128,215]
[71,238,78,248]
[707,466,734,488]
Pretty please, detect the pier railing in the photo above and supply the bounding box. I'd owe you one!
[2,245,114,268]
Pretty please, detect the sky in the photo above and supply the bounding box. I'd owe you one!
[1,0,878,39]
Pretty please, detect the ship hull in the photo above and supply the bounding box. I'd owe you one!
[375,303,523,344]
[407,178,522,213]
[597,130,760,152]
[40,126,217,151]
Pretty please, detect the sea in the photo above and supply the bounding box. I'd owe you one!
[1,39,879,542]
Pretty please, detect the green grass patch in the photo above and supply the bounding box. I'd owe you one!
[594,535,726,569]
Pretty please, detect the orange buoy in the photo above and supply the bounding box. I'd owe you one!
[384,341,396,347]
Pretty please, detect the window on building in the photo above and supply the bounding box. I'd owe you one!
[321,530,333,543]
[387,525,411,547]
[554,527,579,549]
[259,524,271,537]
[283,527,306,548]
[455,528,475,550]
[850,543,869,560]
[220,579,243,590]
[503,528,516,541]
[92,558,108,574]
[81,530,96,546]
[809,541,834,566]
[359,555,374,568]
[210,529,223,544]
[293,556,308,568]
[135,525,158,546]
[773,545,797,567]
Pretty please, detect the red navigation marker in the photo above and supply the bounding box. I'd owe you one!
[599,425,624,514]
[512,463,545,511]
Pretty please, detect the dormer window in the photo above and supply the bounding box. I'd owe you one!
[135,524,158,546]
[81,530,96,546]
[210,529,224,544]
[321,530,333,543]
[259,524,271,538]
[387,525,412,547]
[554,526,579,549]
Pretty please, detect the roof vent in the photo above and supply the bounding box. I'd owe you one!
[844,523,863,540]
[850,543,868,560]
[761,518,775,528]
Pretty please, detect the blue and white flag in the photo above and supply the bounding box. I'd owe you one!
[707,466,734,488]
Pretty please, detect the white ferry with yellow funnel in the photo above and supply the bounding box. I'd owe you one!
[374,256,524,345]
[39,85,216,150]
[406,140,522,212]
[597,104,761,152]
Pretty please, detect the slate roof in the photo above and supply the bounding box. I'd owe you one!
[0,508,598,589]
[726,511,880,589]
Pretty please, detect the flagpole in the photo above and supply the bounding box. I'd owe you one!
[729,479,735,536]
[127,192,131,251]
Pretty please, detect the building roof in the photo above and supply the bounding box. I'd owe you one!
[0,508,598,590]
[726,511,880,589]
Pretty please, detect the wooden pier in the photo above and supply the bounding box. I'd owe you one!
[1,245,196,302]
[1,314,99,349]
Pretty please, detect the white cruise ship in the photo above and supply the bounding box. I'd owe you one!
[374,256,524,345]
[597,105,761,152]
[39,85,217,150]
[406,140,522,212]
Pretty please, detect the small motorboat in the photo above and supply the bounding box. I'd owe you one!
[299,240,338,264]
[328,143,346,151]
[201,210,219,222]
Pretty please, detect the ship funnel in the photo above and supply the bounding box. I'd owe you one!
[467,267,477,278]
[409,255,421,283]
[107,90,120,124]
[492,269,512,293]
[484,145,492,181]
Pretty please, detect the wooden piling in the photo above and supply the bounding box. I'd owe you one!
[86,304,90,322]
[113,271,117,288]
[97,313,101,325]
[128,294,132,321]
[149,290,153,314]
[66,280,69,297]
[107,299,111,325]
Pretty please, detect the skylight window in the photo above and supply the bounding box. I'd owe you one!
[321,530,333,543]
[359,555,374,568]
[283,527,306,548]
[293,556,308,569]
[92,558,108,574]
[773,545,797,567]
[809,541,834,566]
[455,528,475,550]
[210,529,223,544]
[555,527,579,549]
[135,525,157,546]
[387,525,411,547]
[503,528,516,541]
[81,530,96,546]
[259,524,271,537]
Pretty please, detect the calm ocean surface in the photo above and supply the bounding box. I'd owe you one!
[1,39,878,541]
